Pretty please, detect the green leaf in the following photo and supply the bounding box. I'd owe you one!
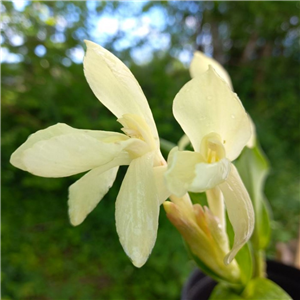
[242,278,292,300]
[209,283,243,299]
[258,199,271,249]
[210,278,292,300]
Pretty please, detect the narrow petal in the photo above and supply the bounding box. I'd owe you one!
[83,40,158,142]
[218,164,255,264]
[190,51,233,89]
[173,66,251,160]
[22,133,124,177]
[115,152,159,268]
[10,123,132,178]
[246,115,256,149]
[68,153,131,226]
[153,165,170,204]
[10,123,128,171]
[206,187,226,229]
[165,148,231,197]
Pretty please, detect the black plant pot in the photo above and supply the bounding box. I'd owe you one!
[181,260,300,300]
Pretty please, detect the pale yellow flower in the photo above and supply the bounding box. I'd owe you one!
[10,40,169,268]
[165,67,254,264]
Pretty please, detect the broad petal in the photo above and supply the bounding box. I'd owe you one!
[153,165,171,204]
[83,40,158,142]
[10,123,128,172]
[68,154,131,226]
[218,164,255,264]
[173,67,251,160]
[115,153,159,268]
[190,51,233,89]
[165,148,231,197]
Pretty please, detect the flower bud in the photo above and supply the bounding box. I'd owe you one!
[164,200,241,283]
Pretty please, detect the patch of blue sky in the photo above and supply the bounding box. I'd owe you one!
[56,15,68,32]
[178,49,193,66]
[1,47,23,63]
[1,3,6,12]
[11,0,28,12]
[67,45,85,64]
[4,1,191,66]
[65,3,81,25]
[9,34,24,47]
[89,2,173,64]
[37,4,53,23]
[116,1,146,16]
[50,32,66,44]
[86,0,98,12]
[130,44,154,65]
[34,45,47,57]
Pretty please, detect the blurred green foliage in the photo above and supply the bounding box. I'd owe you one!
[2,1,299,299]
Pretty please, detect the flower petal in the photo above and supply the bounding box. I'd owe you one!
[165,148,231,197]
[190,51,233,89]
[206,187,226,229]
[118,114,157,152]
[68,153,131,226]
[10,123,128,172]
[83,40,158,142]
[173,66,251,160]
[246,114,256,149]
[11,123,132,178]
[190,158,231,193]
[153,164,170,204]
[115,152,159,268]
[218,164,255,264]
[165,147,204,197]
[22,134,123,177]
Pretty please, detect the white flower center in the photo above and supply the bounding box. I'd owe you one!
[118,114,155,148]
[117,114,165,167]
[200,133,226,163]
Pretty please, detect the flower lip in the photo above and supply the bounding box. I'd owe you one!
[164,147,231,197]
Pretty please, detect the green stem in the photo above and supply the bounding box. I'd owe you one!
[159,138,176,153]
[253,249,266,278]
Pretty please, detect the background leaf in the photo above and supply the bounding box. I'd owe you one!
[242,278,292,300]
[210,278,292,300]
